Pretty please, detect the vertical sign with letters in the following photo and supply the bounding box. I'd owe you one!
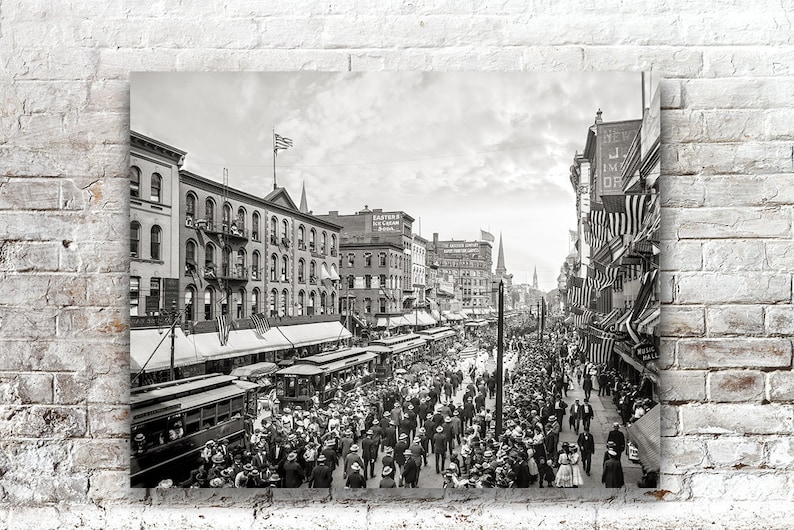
[596,120,641,197]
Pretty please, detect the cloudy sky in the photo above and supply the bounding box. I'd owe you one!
[131,72,645,291]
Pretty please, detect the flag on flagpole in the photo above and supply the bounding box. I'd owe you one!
[479,229,495,242]
[251,312,271,337]
[274,133,293,154]
[216,314,231,346]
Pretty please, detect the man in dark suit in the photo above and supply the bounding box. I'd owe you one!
[401,449,419,487]
[581,399,594,431]
[308,454,333,488]
[569,399,582,434]
[602,450,625,488]
[607,422,626,462]
[577,427,595,475]
[361,430,376,480]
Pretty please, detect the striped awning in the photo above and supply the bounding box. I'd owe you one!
[627,405,660,473]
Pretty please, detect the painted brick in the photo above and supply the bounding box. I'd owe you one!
[0,307,57,339]
[659,306,704,337]
[676,207,791,240]
[701,240,765,271]
[682,78,794,108]
[704,174,794,208]
[0,441,88,503]
[705,305,764,336]
[352,47,523,71]
[658,240,701,271]
[764,305,794,336]
[659,370,706,402]
[766,240,794,270]
[690,472,790,501]
[677,338,792,369]
[766,437,794,468]
[676,272,790,304]
[662,142,794,176]
[659,437,707,473]
[659,175,705,207]
[706,437,764,468]
[0,405,87,438]
[87,405,129,437]
[0,373,53,404]
[0,241,60,272]
[679,404,794,435]
[768,371,794,403]
[662,109,765,143]
[0,178,62,209]
[708,370,765,403]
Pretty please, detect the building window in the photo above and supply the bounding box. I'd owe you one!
[184,286,195,322]
[130,166,140,198]
[205,198,215,225]
[251,289,260,315]
[236,249,246,279]
[308,291,315,316]
[148,278,161,314]
[321,232,327,254]
[222,203,232,231]
[320,292,327,314]
[281,256,289,282]
[379,297,386,313]
[252,251,260,281]
[252,212,260,241]
[237,207,246,231]
[348,275,354,289]
[365,275,372,288]
[297,290,305,316]
[130,222,140,258]
[347,253,355,267]
[204,288,214,321]
[150,225,162,260]
[309,261,316,283]
[222,246,231,278]
[236,289,245,319]
[270,216,278,242]
[281,289,288,316]
[330,293,336,314]
[186,193,196,224]
[270,254,278,282]
[364,297,372,313]
[309,229,316,252]
[379,274,386,288]
[379,253,386,267]
[185,240,197,275]
[298,259,305,283]
[150,173,162,203]
[364,253,372,267]
[205,243,216,277]
[282,219,289,240]
[270,289,278,317]
[130,276,140,316]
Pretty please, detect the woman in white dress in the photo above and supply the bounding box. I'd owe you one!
[568,446,584,487]
[554,447,574,488]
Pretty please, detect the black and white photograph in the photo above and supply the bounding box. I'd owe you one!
[128,72,660,490]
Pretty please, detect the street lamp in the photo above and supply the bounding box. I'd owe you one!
[158,301,182,382]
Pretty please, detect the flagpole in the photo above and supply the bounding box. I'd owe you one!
[272,128,277,191]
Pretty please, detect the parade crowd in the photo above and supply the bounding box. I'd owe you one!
[160,325,656,490]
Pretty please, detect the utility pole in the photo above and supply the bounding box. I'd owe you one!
[495,280,504,437]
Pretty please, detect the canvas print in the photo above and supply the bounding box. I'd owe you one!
[129,72,660,490]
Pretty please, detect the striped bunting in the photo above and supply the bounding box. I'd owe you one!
[588,332,616,366]
[216,314,231,346]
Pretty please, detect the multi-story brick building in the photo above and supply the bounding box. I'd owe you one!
[432,233,493,315]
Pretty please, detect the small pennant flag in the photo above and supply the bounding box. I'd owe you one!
[274,133,293,154]
[216,314,231,346]
[251,312,271,337]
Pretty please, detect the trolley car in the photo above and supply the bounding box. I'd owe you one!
[130,374,258,487]
[368,333,428,379]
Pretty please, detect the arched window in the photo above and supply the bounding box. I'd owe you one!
[251,288,260,315]
[205,198,215,227]
[270,254,278,281]
[281,256,289,282]
[237,207,246,230]
[298,259,305,283]
[222,203,232,231]
[298,225,305,249]
[150,173,162,203]
[252,251,260,281]
[236,249,246,279]
[205,243,216,277]
[347,275,354,289]
[321,232,327,254]
[252,211,260,241]
[330,292,337,314]
[185,240,197,275]
[308,291,315,316]
[330,263,338,279]
[310,261,316,283]
[270,289,278,317]
[281,219,289,240]
[130,221,140,258]
[331,234,337,256]
[150,225,162,260]
[236,288,245,319]
[297,290,305,316]
[320,292,327,315]
[309,229,316,251]
[185,193,196,224]
[364,297,372,313]
[184,286,196,322]
[379,252,386,267]
[270,216,278,242]
[222,246,231,277]
[281,289,288,316]
[204,287,214,321]
[130,166,140,198]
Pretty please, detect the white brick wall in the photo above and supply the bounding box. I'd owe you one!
[1,0,793,527]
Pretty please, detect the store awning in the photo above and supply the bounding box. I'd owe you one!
[229,362,279,379]
[637,307,661,335]
[277,321,352,348]
[417,311,437,326]
[130,327,201,373]
[190,328,293,361]
[627,405,660,473]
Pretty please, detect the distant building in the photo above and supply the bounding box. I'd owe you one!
[432,233,493,315]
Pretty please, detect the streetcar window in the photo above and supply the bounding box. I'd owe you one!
[185,408,201,435]
[217,400,230,423]
[231,397,244,414]
[201,404,217,428]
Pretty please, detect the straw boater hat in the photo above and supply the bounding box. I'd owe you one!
[444,416,452,423]
[134,433,145,443]
[436,426,444,433]
[399,433,408,440]
[403,449,413,456]
[210,478,224,487]
[211,453,225,464]
[269,473,281,481]
[287,452,298,461]
[351,462,361,471]
[382,466,393,476]
[385,447,394,454]
[317,454,326,462]
[350,444,359,452]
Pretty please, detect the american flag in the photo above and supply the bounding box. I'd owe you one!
[216,314,231,346]
[274,133,293,153]
[251,312,271,337]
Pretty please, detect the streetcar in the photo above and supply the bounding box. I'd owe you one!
[368,333,428,379]
[130,373,259,487]
[273,347,377,407]
[416,326,458,358]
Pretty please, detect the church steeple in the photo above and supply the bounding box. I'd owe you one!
[532,266,538,289]
[299,181,309,214]
[495,233,506,275]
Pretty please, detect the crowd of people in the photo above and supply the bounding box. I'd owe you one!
[159,324,650,490]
